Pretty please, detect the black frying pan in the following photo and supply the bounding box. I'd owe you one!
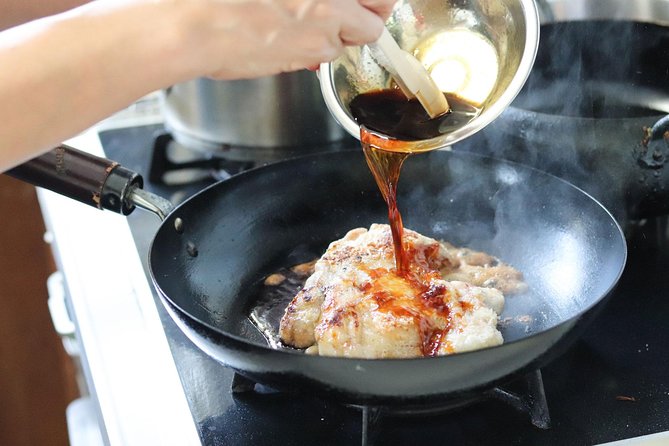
[8,146,626,405]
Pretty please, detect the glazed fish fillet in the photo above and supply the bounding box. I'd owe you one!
[278,224,524,358]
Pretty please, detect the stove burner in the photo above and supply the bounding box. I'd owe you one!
[148,132,254,186]
[231,370,551,445]
[149,128,358,186]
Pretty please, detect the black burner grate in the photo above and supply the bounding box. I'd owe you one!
[230,370,551,445]
[148,132,254,185]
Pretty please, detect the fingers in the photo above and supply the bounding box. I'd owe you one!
[332,0,396,45]
[338,3,385,45]
[199,0,398,79]
[359,0,397,21]
[292,0,395,47]
[335,0,397,46]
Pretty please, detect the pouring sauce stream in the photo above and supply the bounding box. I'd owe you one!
[352,88,480,272]
[361,134,410,271]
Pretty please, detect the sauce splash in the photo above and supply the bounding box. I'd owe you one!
[360,266,454,356]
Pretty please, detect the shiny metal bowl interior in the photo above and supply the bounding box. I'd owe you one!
[319,0,539,151]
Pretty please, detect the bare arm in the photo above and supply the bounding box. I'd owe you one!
[0,1,191,169]
[0,0,395,171]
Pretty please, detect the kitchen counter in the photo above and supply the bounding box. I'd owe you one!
[37,103,200,445]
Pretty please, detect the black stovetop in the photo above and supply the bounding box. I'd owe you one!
[101,124,669,445]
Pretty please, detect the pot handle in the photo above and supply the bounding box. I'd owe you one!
[6,144,173,220]
[638,115,669,169]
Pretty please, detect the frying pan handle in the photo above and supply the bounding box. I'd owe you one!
[638,115,669,169]
[6,144,173,220]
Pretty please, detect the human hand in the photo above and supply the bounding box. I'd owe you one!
[172,0,397,80]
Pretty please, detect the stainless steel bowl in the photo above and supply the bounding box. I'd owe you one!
[319,0,540,151]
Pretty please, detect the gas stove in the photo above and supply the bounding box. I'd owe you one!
[36,95,669,445]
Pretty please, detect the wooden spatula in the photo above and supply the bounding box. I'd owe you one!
[369,28,450,118]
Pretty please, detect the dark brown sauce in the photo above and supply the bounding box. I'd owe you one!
[357,144,452,354]
[352,88,480,355]
[424,327,449,357]
[350,88,480,141]
[361,135,410,271]
[353,88,480,273]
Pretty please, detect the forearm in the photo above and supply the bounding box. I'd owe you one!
[0,1,195,170]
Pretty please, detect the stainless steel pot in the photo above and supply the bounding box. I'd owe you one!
[162,72,349,161]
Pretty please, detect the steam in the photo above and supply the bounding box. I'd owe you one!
[397,150,602,334]
[449,19,669,224]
